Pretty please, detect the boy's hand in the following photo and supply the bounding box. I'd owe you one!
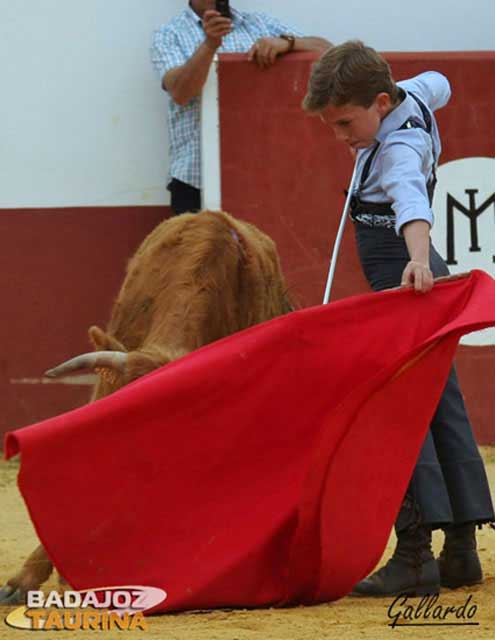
[401,221,432,293]
[401,261,434,293]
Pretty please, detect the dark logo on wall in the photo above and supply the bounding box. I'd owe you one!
[445,188,495,265]
[432,157,495,346]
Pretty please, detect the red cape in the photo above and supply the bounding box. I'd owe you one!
[5,270,495,613]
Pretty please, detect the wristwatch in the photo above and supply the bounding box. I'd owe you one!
[280,34,296,53]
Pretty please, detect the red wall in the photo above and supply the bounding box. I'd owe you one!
[218,51,495,443]
[0,207,167,440]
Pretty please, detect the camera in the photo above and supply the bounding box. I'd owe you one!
[215,0,231,19]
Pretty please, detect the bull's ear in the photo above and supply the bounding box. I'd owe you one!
[88,326,126,352]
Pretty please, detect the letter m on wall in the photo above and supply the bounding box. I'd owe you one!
[446,189,495,265]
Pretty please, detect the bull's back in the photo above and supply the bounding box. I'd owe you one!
[105,210,291,357]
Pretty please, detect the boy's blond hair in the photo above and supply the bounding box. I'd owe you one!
[303,40,399,112]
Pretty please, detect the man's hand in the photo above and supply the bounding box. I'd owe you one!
[203,9,232,50]
[247,37,291,68]
[162,9,231,104]
[401,261,434,293]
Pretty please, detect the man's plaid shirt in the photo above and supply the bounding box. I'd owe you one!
[151,5,301,190]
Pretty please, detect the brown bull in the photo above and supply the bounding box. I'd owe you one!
[0,210,292,605]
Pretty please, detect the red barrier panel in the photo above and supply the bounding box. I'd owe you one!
[0,206,167,441]
[218,51,495,443]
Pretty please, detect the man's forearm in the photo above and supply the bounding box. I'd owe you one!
[164,34,332,104]
[293,37,332,54]
[163,41,217,105]
[403,220,431,265]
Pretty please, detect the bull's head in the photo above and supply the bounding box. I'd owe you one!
[44,326,183,400]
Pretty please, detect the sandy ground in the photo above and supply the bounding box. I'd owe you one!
[1,449,494,639]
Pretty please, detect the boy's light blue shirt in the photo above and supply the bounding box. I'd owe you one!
[353,71,451,235]
[151,6,302,190]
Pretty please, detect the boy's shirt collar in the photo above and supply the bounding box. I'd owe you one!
[375,90,415,143]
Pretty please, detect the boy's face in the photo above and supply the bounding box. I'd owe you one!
[320,92,393,150]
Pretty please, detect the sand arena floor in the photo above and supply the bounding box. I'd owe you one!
[1,449,494,639]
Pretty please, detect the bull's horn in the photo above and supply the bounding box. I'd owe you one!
[44,351,128,378]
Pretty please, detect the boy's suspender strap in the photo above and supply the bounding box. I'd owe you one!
[352,90,437,218]
[404,92,433,134]
[402,91,437,199]
[358,92,433,191]
[358,92,434,191]
[358,142,380,190]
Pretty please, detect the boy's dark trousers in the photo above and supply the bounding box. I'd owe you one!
[354,223,495,529]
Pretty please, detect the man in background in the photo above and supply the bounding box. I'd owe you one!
[151,1,330,215]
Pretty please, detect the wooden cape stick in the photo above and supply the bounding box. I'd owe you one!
[322,161,359,304]
[392,271,471,291]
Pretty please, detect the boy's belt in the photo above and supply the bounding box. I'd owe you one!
[349,171,436,229]
[349,196,396,228]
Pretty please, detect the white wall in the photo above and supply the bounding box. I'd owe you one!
[1,0,494,208]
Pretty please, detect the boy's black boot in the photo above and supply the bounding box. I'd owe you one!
[437,523,482,589]
[350,495,439,597]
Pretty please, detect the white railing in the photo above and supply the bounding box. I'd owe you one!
[200,54,222,211]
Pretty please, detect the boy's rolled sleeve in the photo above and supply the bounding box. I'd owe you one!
[404,71,451,112]
[151,27,187,82]
[381,134,434,236]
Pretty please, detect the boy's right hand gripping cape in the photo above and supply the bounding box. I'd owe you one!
[5,270,495,613]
